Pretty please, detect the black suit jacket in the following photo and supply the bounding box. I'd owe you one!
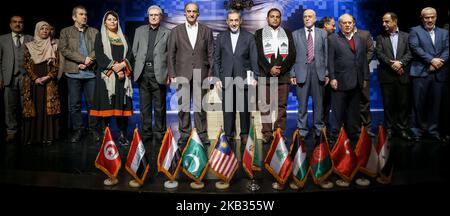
[376,30,412,84]
[328,32,370,91]
[214,29,259,89]
[254,28,296,84]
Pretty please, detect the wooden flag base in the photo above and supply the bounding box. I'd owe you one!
[335,179,350,187]
[103,177,118,186]
[356,177,370,186]
[215,181,230,190]
[376,177,390,185]
[319,180,334,189]
[190,182,205,190]
[164,180,179,189]
[128,179,141,188]
[272,182,285,190]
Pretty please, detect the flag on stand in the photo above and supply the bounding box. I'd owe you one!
[355,127,378,177]
[331,127,359,182]
[181,128,209,183]
[289,129,309,188]
[376,125,393,183]
[208,128,238,183]
[310,128,333,184]
[95,126,121,178]
[264,128,293,185]
[125,128,150,185]
[157,127,182,181]
[242,118,262,178]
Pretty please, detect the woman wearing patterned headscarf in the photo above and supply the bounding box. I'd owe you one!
[91,11,134,146]
[23,21,61,145]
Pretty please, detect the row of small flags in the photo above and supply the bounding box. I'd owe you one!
[95,122,392,187]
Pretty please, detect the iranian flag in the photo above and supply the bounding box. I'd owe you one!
[310,128,333,184]
[242,119,262,178]
[289,129,309,188]
[264,128,292,185]
[355,127,378,177]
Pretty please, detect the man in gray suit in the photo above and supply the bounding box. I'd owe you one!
[168,2,214,145]
[290,9,328,138]
[132,5,170,152]
[214,9,259,147]
[0,15,32,143]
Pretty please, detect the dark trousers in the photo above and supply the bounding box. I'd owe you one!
[322,83,332,131]
[4,74,23,134]
[138,67,167,146]
[222,85,250,140]
[260,83,289,137]
[331,87,361,141]
[360,81,372,132]
[380,81,410,133]
[67,77,97,130]
[411,75,444,137]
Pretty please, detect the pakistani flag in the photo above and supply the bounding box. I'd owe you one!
[290,129,310,188]
[310,128,333,184]
[242,118,262,178]
[181,128,209,183]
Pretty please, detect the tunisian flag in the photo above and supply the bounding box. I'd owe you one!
[331,127,359,182]
[355,127,378,177]
[95,127,121,178]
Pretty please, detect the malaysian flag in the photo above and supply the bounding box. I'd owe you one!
[208,129,239,183]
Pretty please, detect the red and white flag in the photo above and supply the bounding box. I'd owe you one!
[157,128,182,181]
[331,127,359,182]
[95,127,121,178]
[264,128,293,185]
[208,128,239,183]
[376,125,393,182]
[125,128,150,185]
[355,127,378,177]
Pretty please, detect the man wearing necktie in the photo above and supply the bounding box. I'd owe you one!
[0,15,33,143]
[290,9,329,139]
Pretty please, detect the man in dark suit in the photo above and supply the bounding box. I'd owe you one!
[255,8,296,144]
[0,15,33,143]
[214,10,259,147]
[132,5,171,169]
[353,18,375,137]
[409,7,449,142]
[328,13,370,142]
[290,9,328,138]
[375,12,412,140]
[168,2,214,145]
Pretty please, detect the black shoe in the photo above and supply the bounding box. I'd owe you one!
[412,136,421,142]
[90,130,101,142]
[118,132,129,146]
[386,130,393,139]
[367,131,376,137]
[43,140,53,146]
[430,135,444,142]
[71,129,83,143]
[399,131,412,141]
[262,135,273,145]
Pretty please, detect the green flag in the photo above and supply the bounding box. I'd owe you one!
[181,128,209,182]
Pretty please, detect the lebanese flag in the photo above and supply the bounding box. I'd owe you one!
[242,120,262,178]
[310,128,333,184]
[355,127,378,177]
[331,127,359,182]
[289,129,309,188]
[376,125,393,182]
[95,127,121,178]
[157,128,182,181]
[125,128,150,185]
[264,128,293,185]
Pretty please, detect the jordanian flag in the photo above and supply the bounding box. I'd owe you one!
[310,128,333,184]
[289,129,309,188]
[376,125,393,183]
[181,128,209,183]
[355,127,378,177]
[157,127,182,181]
[264,128,293,185]
[242,119,262,178]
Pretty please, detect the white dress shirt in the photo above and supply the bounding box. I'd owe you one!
[11,32,24,47]
[304,26,315,44]
[185,20,198,50]
[230,28,240,54]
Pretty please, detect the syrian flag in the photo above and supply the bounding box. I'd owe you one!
[355,127,378,177]
[331,127,359,182]
[209,128,238,183]
[157,127,182,181]
[242,119,262,178]
[181,128,209,183]
[376,125,393,182]
[310,128,333,184]
[289,129,310,188]
[264,128,293,185]
[125,128,150,185]
[95,127,121,178]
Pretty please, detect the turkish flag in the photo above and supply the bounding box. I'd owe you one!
[95,127,121,178]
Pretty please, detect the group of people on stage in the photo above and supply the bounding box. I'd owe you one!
[1,3,448,154]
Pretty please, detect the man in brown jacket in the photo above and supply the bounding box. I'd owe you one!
[168,2,214,145]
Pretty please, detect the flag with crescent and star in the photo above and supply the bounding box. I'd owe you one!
[95,126,121,178]
[181,128,209,183]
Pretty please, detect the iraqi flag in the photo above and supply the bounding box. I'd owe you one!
[157,127,182,181]
[331,127,359,182]
[289,129,310,188]
[181,128,209,183]
[242,119,262,178]
[310,128,333,184]
[125,128,150,185]
[376,125,393,182]
[95,127,121,178]
[355,127,378,177]
[209,128,238,183]
[264,128,293,185]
